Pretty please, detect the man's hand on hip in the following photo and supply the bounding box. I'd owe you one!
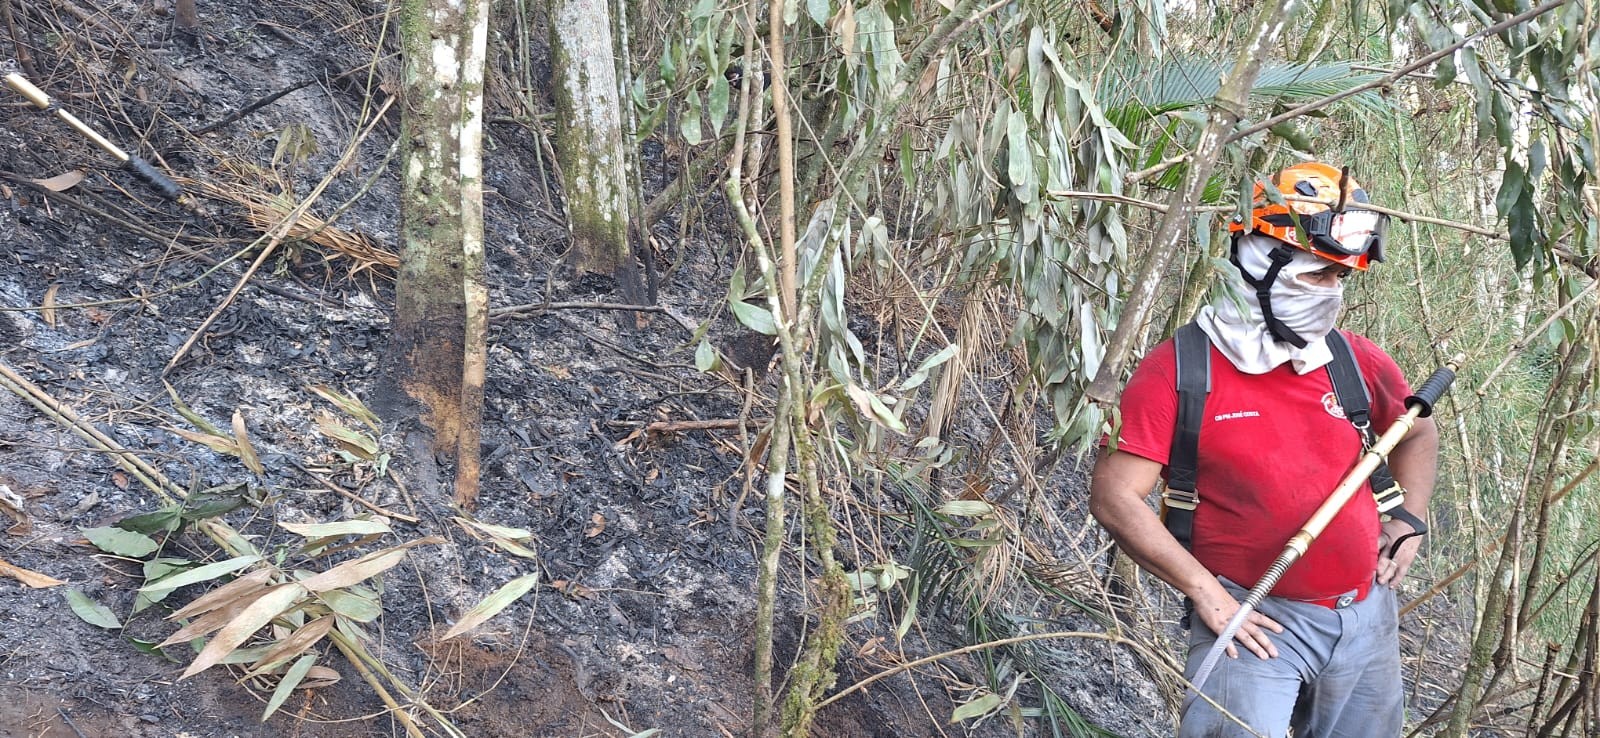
[1191,585,1284,661]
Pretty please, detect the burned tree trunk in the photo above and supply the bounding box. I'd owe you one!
[549,0,632,280]
[175,0,199,32]
[380,0,491,505]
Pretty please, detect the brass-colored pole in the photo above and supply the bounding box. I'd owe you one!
[1188,354,1464,698]
[2,73,181,198]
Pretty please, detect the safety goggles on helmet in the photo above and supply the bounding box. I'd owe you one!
[1263,207,1388,262]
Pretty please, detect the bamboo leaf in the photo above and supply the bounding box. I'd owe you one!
[730,300,777,335]
[278,519,391,539]
[707,73,729,138]
[317,589,382,623]
[441,573,541,640]
[160,579,280,647]
[681,90,703,146]
[249,615,335,675]
[81,526,160,558]
[64,589,121,629]
[181,583,308,678]
[298,548,408,593]
[134,558,190,612]
[261,654,317,722]
[165,382,227,436]
[936,500,994,517]
[307,385,380,432]
[315,414,379,460]
[142,555,263,594]
[950,692,1003,723]
[117,506,182,535]
[232,410,264,475]
[806,0,830,26]
[167,568,275,620]
[169,426,241,455]
[456,518,534,541]
[695,340,721,372]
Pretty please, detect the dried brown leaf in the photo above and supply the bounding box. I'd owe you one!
[41,284,59,327]
[232,410,264,475]
[550,580,597,600]
[299,665,340,689]
[248,615,335,675]
[167,568,274,620]
[0,485,28,536]
[159,582,274,647]
[0,557,63,588]
[32,170,85,192]
[298,548,406,593]
[585,513,606,539]
[181,583,308,679]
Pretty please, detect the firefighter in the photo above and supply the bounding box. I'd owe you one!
[1089,162,1439,736]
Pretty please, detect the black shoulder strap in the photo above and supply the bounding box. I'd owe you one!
[1324,331,1428,545]
[1164,323,1210,550]
[1324,331,1395,493]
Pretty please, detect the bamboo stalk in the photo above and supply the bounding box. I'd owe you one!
[0,362,181,503]
[727,8,782,736]
[1085,0,1303,405]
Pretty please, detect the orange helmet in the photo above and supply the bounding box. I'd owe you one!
[1228,162,1388,270]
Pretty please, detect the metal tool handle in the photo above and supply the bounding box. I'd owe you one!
[126,157,182,200]
[1187,353,1465,700]
[1405,361,1459,418]
[3,73,51,108]
[5,73,184,200]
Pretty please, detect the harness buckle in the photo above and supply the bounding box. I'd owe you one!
[1372,482,1406,513]
[1163,488,1198,511]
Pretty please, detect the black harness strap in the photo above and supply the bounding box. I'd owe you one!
[1324,331,1429,550]
[1164,324,1425,554]
[1163,323,1211,551]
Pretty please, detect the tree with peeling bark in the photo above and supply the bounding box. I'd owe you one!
[380,0,492,507]
[549,0,637,291]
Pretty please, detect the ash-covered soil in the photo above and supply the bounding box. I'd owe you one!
[0,3,1476,738]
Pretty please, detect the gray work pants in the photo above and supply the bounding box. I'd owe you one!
[1178,579,1403,737]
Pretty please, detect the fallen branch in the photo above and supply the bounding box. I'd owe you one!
[489,301,668,318]
[192,60,385,135]
[1085,0,1299,405]
[646,418,761,433]
[0,360,183,503]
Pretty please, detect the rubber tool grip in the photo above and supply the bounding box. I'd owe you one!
[1405,364,1456,418]
[126,157,182,200]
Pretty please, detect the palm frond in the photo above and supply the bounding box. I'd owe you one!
[888,471,1126,736]
[1099,59,1391,133]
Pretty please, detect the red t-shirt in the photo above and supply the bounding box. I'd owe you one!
[1114,330,1412,602]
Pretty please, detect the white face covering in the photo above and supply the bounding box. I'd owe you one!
[1195,234,1346,374]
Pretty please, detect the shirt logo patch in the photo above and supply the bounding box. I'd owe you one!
[1322,391,1346,419]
